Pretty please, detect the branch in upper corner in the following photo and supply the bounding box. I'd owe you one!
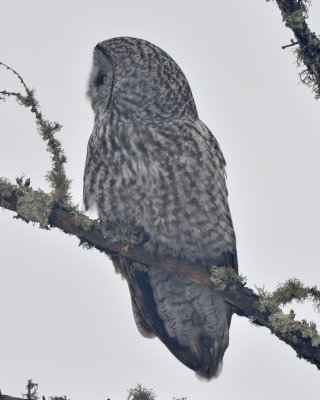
[269,0,320,99]
[1,180,320,371]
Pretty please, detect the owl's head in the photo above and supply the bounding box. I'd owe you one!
[87,37,197,122]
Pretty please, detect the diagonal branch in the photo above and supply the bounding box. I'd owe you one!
[1,182,320,371]
[268,0,320,98]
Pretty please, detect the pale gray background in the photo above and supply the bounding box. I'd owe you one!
[0,1,320,399]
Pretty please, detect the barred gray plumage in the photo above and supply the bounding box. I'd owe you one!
[84,37,237,379]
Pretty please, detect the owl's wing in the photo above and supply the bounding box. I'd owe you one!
[111,255,155,338]
[189,119,238,272]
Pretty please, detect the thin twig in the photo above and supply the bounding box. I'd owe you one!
[0,61,29,93]
[282,39,299,49]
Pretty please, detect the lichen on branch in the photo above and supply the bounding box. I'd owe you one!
[257,279,320,347]
[0,61,71,205]
[269,0,320,99]
[16,184,54,229]
[210,266,247,290]
[0,178,16,199]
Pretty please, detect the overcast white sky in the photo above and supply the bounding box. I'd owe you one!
[1,1,320,399]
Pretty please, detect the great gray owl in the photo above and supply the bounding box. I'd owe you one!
[84,37,237,379]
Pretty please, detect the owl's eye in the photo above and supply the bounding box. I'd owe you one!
[95,72,107,87]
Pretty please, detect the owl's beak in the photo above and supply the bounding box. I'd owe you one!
[91,101,95,110]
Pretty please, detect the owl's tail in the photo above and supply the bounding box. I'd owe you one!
[111,255,232,380]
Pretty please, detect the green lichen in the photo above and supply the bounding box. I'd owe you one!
[279,1,320,99]
[300,0,312,14]
[127,383,156,400]
[16,187,54,229]
[268,311,320,347]
[0,177,16,195]
[72,210,95,231]
[0,61,72,206]
[210,266,247,290]
[258,278,320,312]
[257,280,320,347]
[22,379,39,400]
[100,223,146,251]
[285,9,305,30]
[295,47,320,99]
[0,177,16,201]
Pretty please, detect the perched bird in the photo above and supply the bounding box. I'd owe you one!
[84,37,237,379]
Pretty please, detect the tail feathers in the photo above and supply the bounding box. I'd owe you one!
[194,327,229,380]
[111,255,231,380]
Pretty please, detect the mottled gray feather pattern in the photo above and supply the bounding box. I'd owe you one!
[84,37,237,379]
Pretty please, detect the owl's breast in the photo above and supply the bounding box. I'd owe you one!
[84,117,236,264]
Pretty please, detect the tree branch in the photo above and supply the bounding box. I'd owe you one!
[269,0,320,98]
[1,182,320,371]
[0,61,71,205]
